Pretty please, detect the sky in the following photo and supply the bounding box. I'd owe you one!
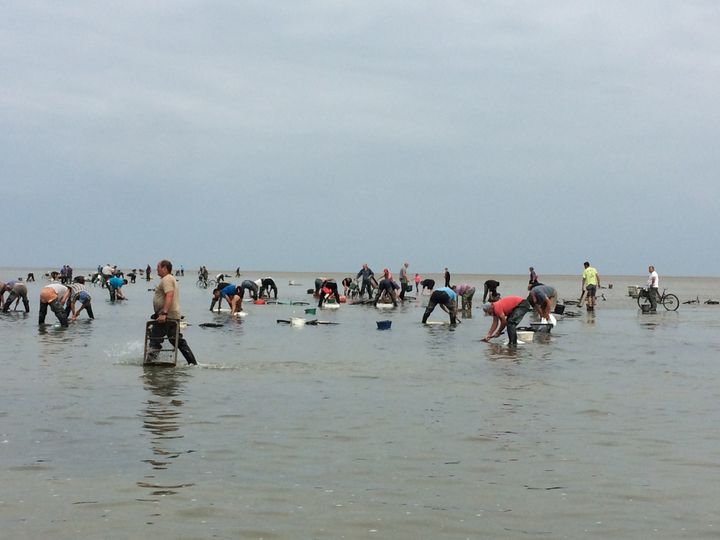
[2,1,719,276]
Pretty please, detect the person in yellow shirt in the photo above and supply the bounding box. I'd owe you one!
[581,261,600,311]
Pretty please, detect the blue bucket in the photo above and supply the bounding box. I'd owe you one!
[376,320,392,330]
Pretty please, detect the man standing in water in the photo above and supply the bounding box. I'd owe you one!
[528,267,539,290]
[398,262,409,301]
[581,261,600,311]
[147,259,197,365]
[646,265,659,312]
[356,264,375,300]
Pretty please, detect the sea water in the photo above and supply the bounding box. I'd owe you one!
[1,269,719,539]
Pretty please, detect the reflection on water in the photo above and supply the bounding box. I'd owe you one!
[483,342,521,362]
[137,366,195,496]
[37,324,74,357]
[37,319,96,360]
[423,325,458,358]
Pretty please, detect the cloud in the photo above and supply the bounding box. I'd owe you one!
[1,1,719,274]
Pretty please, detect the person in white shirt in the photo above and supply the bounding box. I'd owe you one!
[39,283,70,327]
[646,265,659,311]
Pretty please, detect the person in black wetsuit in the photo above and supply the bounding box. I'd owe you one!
[258,277,278,299]
[318,279,341,307]
[421,278,435,294]
[483,279,501,302]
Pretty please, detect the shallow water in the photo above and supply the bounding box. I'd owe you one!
[1,270,719,539]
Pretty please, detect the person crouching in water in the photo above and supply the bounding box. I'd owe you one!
[341,277,355,297]
[374,269,399,307]
[108,275,128,302]
[421,286,458,325]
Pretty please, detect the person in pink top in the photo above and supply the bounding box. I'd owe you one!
[452,283,476,312]
[481,295,532,345]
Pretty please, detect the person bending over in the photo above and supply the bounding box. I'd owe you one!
[374,269,399,307]
[421,286,458,325]
[318,279,342,307]
[453,283,476,312]
[482,280,500,303]
[2,280,30,313]
[258,277,278,299]
[39,283,70,327]
[528,284,557,321]
[420,278,435,294]
[481,296,532,346]
[239,280,259,302]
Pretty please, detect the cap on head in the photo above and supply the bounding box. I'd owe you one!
[482,302,493,314]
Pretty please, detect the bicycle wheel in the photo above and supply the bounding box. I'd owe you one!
[196,279,208,289]
[637,293,651,310]
[207,279,217,288]
[662,294,679,311]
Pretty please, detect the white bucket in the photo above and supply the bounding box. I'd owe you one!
[517,330,535,342]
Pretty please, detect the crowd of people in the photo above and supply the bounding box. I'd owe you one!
[1,259,662,362]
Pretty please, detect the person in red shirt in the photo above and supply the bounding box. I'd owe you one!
[481,295,532,345]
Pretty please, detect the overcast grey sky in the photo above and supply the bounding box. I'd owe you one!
[2,1,719,275]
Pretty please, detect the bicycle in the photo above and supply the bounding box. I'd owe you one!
[637,288,679,311]
[196,278,216,289]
